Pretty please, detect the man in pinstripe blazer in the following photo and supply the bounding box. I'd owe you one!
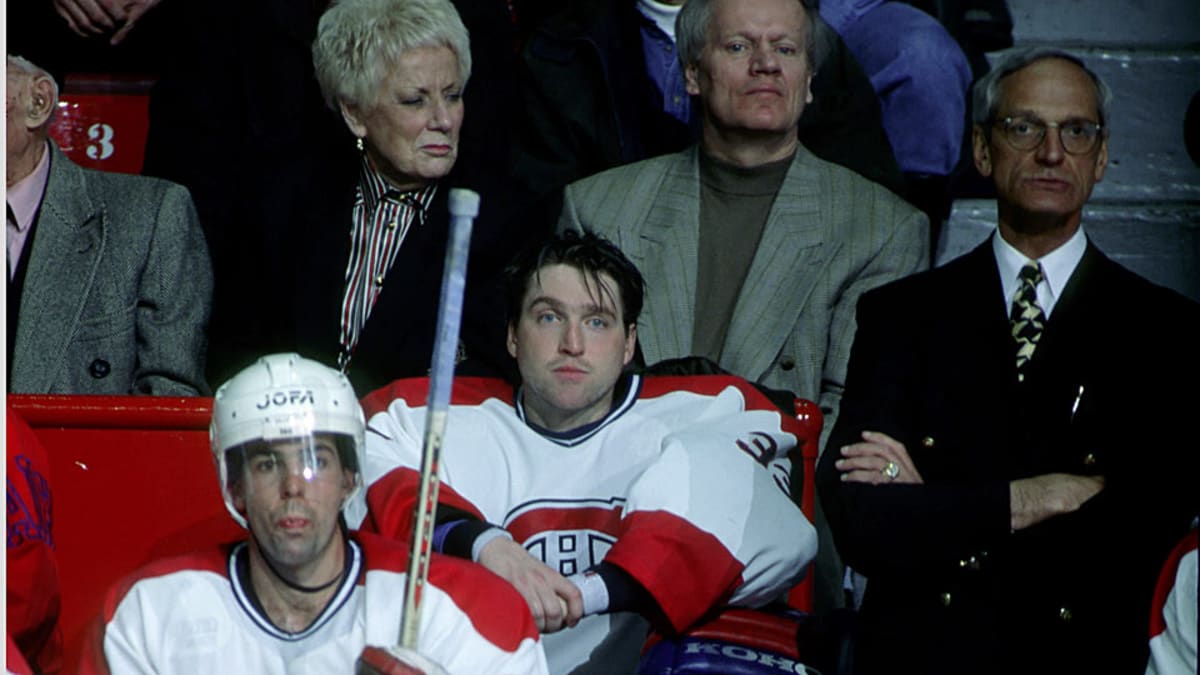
[558,0,927,613]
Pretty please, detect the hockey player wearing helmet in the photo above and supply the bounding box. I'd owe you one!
[83,354,549,675]
[210,353,367,626]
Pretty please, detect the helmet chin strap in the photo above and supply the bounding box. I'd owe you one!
[254,521,350,594]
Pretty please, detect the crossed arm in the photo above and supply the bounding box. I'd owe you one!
[832,430,1105,532]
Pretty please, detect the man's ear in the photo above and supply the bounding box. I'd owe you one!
[1093,137,1108,182]
[972,126,992,177]
[26,76,56,129]
[622,324,637,367]
[507,322,519,359]
[684,63,701,97]
[805,72,814,105]
[338,99,368,140]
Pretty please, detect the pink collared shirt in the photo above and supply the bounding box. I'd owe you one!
[7,141,52,279]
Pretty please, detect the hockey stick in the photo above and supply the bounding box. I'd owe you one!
[401,188,480,648]
[359,189,480,675]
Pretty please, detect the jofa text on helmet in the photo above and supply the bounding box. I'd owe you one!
[256,389,316,409]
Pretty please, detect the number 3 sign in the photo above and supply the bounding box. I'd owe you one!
[48,75,154,175]
[86,123,116,160]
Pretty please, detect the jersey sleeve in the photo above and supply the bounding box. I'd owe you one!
[78,551,229,675]
[418,578,549,675]
[359,537,549,675]
[1146,530,1198,675]
[363,464,488,544]
[603,383,818,632]
[362,385,492,544]
[363,386,429,487]
[78,579,165,675]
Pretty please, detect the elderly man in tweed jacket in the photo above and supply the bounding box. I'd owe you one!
[7,55,212,395]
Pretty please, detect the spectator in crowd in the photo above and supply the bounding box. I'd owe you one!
[6,54,211,395]
[820,0,973,229]
[303,0,525,397]
[6,407,62,675]
[903,0,1015,80]
[513,0,907,222]
[363,231,817,674]
[138,0,531,387]
[556,0,928,614]
[83,353,548,673]
[818,47,1200,674]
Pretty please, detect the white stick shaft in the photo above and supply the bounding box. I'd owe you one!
[399,189,479,650]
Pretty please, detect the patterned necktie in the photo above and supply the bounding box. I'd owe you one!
[1010,262,1046,380]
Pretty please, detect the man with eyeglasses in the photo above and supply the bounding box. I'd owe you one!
[816,47,1200,674]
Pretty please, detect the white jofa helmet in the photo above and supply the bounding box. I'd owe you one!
[210,353,366,529]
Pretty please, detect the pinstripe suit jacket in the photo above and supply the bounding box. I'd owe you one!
[9,144,212,395]
[559,144,928,444]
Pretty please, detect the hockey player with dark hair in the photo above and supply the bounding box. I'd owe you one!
[363,231,818,674]
[82,353,548,674]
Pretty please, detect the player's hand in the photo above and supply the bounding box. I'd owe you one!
[834,430,923,485]
[478,537,583,633]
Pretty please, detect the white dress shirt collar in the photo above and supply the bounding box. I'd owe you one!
[993,226,1087,318]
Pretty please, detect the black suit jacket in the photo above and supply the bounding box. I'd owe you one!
[141,0,531,387]
[817,238,1200,674]
[291,151,518,399]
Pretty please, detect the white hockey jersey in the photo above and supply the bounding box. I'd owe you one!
[362,374,818,675]
[80,531,548,675]
[1146,529,1198,675]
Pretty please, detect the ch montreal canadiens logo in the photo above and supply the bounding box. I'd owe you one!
[504,497,624,576]
[256,389,315,409]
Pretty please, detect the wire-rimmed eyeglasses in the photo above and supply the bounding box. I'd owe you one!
[991,116,1104,154]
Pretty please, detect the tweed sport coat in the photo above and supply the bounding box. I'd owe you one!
[817,238,1200,674]
[9,144,212,395]
[558,144,928,445]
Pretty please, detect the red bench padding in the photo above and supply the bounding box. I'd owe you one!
[9,392,820,672]
[9,395,238,674]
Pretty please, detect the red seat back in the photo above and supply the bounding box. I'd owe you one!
[786,398,822,612]
[8,392,822,671]
[8,395,236,674]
